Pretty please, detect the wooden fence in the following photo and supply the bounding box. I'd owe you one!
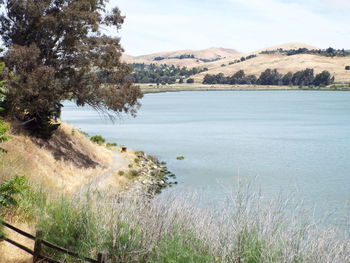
[0,220,107,263]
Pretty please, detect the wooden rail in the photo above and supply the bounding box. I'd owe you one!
[0,220,107,263]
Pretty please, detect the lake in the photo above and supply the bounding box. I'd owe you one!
[61,91,350,225]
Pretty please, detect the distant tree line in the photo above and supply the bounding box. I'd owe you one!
[130,63,207,84]
[153,54,195,61]
[260,47,350,57]
[171,54,195,59]
[203,69,334,86]
[228,54,257,65]
[198,57,221,63]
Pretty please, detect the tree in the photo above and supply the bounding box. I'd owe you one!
[258,69,282,85]
[179,78,184,84]
[292,68,314,86]
[229,70,246,84]
[0,0,142,138]
[186,78,194,84]
[282,72,293,85]
[313,71,334,86]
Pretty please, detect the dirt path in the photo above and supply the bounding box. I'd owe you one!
[75,150,129,195]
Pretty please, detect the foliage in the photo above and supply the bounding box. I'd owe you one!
[0,0,142,138]
[0,62,6,110]
[0,62,10,153]
[313,71,334,87]
[258,69,283,85]
[0,120,10,153]
[38,197,97,259]
[260,47,350,57]
[171,54,195,60]
[148,232,217,263]
[90,135,106,145]
[131,63,207,84]
[203,68,334,86]
[0,176,28,208]
[106,142,118,147]
[345,66,350,70]
[186,78,194,84]
[228,54,257,66]
[176,156,185,160]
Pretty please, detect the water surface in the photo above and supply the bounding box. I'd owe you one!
[62,91,350,224]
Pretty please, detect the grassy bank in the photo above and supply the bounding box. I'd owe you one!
[140,83,350,93]
[1,178,349,263]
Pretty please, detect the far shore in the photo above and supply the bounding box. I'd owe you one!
[139,83,350,93]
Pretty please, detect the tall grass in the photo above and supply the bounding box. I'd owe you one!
[23,184,349,263]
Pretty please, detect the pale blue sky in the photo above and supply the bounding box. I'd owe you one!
[109,0,350,55]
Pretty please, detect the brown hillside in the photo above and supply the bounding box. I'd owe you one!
[194,53,350,83]
[122,47,242,67]
[0,122,112,194]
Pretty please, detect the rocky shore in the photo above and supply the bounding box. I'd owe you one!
[122,150,177,197]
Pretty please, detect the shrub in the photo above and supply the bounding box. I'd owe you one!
[345,66,350,70]
[90,135,106,145]
[176,156,185,160]
[106,142,117,147]
[118,171,125,176]
[0,176,28,209]
[186,78,194,84]
[128,170,139,177]
[0,121,10,153]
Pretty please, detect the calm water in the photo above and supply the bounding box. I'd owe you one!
[62,91,350,223]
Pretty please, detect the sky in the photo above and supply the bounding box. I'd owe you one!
[109,0,350,56]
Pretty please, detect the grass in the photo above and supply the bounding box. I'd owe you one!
[5,181,348,263]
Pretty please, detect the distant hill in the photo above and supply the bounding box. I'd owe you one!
[123,43,350,83]
[122,47,242,67]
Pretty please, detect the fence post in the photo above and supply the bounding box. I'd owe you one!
[32,230,42,263]
[97,252,107,263]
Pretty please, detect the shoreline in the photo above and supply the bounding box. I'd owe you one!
[140,83,350,93]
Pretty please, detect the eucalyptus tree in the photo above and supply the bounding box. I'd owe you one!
[0,0,142,138]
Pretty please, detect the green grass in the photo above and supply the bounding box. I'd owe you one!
[148,232,217,263]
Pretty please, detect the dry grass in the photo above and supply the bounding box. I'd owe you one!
[122,42,350,83]
[0,122,112,194]
[31,184,350,263]
[122,47,241,68]
[194,53,350,83]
